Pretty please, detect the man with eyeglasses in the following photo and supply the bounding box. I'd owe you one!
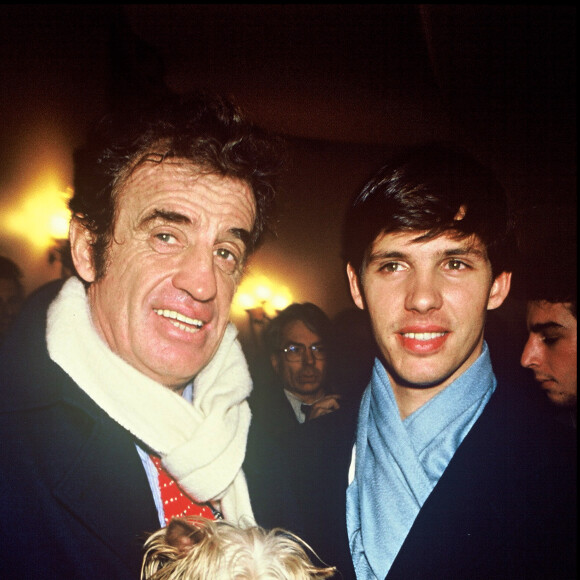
[248,302,342,437]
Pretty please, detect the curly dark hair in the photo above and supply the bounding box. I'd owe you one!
[69,90,286,279]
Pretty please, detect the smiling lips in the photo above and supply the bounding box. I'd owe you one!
[400,329,448,352]
[154,309,203,333]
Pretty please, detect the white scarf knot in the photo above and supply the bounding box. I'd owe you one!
[46,276,254,524]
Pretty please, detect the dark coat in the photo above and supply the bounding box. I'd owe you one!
[288,374,577,580]
[0,281,161,578]
[0,280,307,578]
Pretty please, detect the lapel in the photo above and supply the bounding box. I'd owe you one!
[50,380,160,564]
[386,384,529,579]
[2,279,160,570]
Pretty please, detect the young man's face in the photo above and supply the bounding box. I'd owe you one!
[521,300,577,408]
[348,230,511,398]
[270,319,327,404]
[71,160,256,391]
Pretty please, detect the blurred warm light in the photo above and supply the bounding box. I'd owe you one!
[2,176,72,251]
[233,274,293,319]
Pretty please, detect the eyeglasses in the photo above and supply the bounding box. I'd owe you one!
[281,344,327,362]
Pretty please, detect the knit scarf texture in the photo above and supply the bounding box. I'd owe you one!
[46,276,254,525]
[346,343,496,579]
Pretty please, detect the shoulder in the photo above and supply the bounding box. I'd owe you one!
[461,380,576,491]
[0,278,97,413]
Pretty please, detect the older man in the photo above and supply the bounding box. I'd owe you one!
[0,92,284,579]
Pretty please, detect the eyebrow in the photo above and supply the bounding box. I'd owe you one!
[140,209,252,246]
[368,246,487,262]
[529,321,564,333]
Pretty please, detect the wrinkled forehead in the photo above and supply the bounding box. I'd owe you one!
[115,158,257,223]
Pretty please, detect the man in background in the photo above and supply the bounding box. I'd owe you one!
[250,302,341,437]
[516,205,577,427]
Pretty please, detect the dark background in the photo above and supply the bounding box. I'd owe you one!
[0,6,576,339]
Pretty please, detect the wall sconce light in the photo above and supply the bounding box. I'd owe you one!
[233,274,293,348]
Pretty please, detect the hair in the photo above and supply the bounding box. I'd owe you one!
[341,143,515,279]
[0,255,24,297]
[69,90,286,279]
[512,204,577,318]
[263,303,332,356]
[141,517,337,580]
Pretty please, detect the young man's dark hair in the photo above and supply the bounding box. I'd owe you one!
[342,143,515,280]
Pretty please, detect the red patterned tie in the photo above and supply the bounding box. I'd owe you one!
[149,455,216,525]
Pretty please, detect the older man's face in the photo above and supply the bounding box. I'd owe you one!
[74,160,256,391]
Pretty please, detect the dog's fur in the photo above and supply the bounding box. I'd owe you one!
[141,516,337,579]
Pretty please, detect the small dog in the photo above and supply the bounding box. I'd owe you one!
[141,516,337,579]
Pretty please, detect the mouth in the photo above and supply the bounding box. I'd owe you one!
[398,328,449,353]
[154,309,204,334]
[299,374,320,383]
[538,378,557,389]
[401,331,447,341]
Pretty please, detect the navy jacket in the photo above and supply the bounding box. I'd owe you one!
[0,281,161,578]
[289,370,577,580]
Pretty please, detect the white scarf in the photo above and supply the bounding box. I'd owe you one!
[46,276,254,525]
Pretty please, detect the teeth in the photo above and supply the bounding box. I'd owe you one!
[154,309,203,332]
[403,332,445,341]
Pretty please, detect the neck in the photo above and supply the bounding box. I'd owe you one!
[391,382,449,420]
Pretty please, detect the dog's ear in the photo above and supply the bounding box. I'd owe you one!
[165,519,204,556]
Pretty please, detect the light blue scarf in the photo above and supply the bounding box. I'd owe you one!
[346,343,496,579]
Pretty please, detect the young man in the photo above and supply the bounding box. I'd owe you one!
[521,300,577,414]
[517,205,577,426]
[0,91,285,578]
[294,144,576,580]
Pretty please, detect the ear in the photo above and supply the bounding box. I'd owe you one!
[165,519,203,556]
[69,217,97,283]
[487,271,512,311]
[346,263,365,310]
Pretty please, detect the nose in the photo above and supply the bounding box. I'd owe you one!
[404,271,442,313]
[520,335,541,369]
[172,245,217,302]
[302,347,317,365]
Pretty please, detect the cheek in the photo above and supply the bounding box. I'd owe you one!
[555,343,577,370]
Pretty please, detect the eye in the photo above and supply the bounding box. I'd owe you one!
[446,259,468,270]
[155,232,177,244]
[149,229,186,254]
[541,335,560,346]
[214,246,242,275]
[380,261,403,272]
[215,247,236,262]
